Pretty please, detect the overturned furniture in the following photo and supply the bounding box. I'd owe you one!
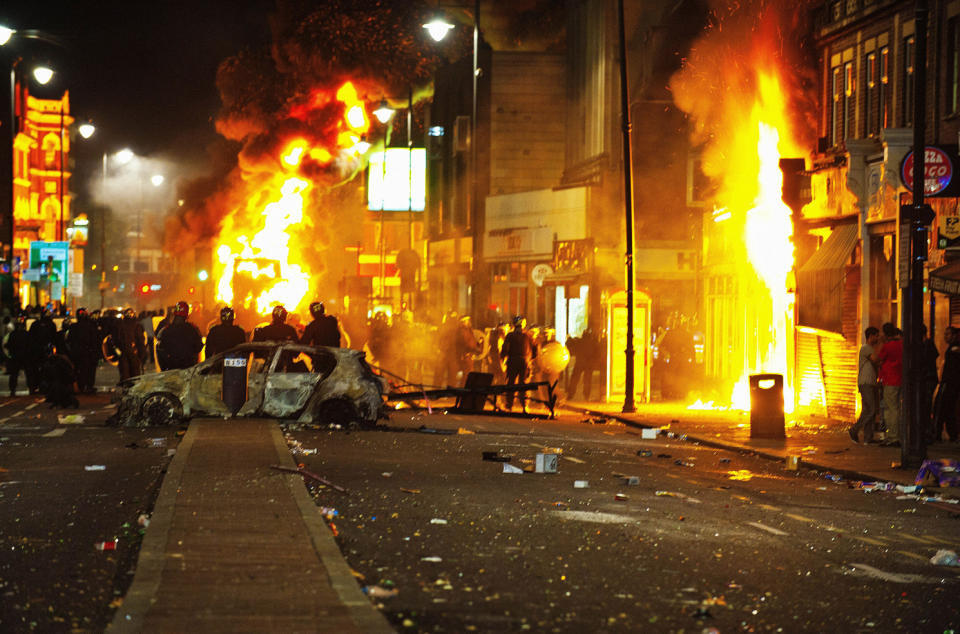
[387,372,558,418]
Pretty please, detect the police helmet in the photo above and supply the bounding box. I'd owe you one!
[220,306,235,323]
[174,301,189,317]
[76,307,88,318]
[513,315,526,329]
[272,305,288,323]
[309,301,325,318]
[123,307,136,319]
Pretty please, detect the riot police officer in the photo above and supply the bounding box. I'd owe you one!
[156,301,203,370]
[205,306,247,358]
[253,305,298,343]
[5,316,33,396]
[300,301,340,348]
[65,307,102,394]
[116,308,147,381]
[501,316,537,412]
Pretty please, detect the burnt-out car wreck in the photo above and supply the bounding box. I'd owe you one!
[110,342,387,427]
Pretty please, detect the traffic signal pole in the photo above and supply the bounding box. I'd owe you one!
[901,0,928,468]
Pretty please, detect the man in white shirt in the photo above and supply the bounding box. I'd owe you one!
[849,326,880,443]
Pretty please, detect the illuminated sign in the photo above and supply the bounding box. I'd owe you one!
[28,241,69,286]
[900,146,956,196]
[367,148,425,212]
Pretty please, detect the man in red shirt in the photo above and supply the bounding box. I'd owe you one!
[872,322,903,447]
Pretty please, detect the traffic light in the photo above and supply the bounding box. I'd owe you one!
[187,286,195,295]
[140,283,150,294]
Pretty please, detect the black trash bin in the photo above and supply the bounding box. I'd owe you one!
[222,353,248,415]
[749,373,785,439]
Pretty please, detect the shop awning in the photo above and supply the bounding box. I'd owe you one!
[798,223,859,272]
[929,260,960,295]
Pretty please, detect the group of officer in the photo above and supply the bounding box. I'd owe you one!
[3,299,343,408]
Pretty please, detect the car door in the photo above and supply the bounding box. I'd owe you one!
[261,346,330,418]
[237,346,276,416]
[187,355,231,416]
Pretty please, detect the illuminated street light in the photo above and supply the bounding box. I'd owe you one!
[150,174,164,187]
[115,148,134,165]
[423,19,454,42]
[32,66,53,85]
[198,269,208,282]
[78,122,95,139]
[0,26,14,46]
[373,99,395,124]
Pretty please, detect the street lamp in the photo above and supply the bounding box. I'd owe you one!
[617,0,637,413]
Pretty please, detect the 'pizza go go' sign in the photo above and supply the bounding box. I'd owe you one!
[900,146,954,196]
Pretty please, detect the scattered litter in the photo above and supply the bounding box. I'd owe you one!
[800,446,818,454]
[319,507,338,517]
[824,474,843,482]
[269,464,348,494]
[614,493,628,501]
[149,438,166,448]
[785,455,801,470]
[57,414,85,424]
[84,465,106,471]
[535,453,559,473]
[930,550,959,567]
[727,470,754,481]
[95,539,118,551]
[381,472,393,478]
[400,488,421,494]
[674,459,695,467]
[656,453,672,459]
[137,514,150,528]
[641,428,658,440]
[915,459,960,487]
[623,476,640,486]
[573,480,589,488]
[418,426,455,435]
[482,451,511,462]
[364,585,399,599]
[166,449,176,457]
[430,518,448,525]
[502,463,524,474]
[655,491,679,497]
[858,481,895,492]
[457,427,475,435]
[420,556,443,562]
[637,449,653,457]
[896,484,920,494]
[718,458,730,463]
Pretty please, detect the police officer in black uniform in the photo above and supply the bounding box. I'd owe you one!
[40,343,79,409]
[5,316,32,396]
[300,301,340,348]
[253,305,298,343]
[501,316,537,412]
[205,306,247,358]
[156,301,203,370]
[65,307,102,394]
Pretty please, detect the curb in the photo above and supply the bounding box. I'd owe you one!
[561,404,957,495]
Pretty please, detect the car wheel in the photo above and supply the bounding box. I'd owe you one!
[141,392,184,426]
[316,399,364,428]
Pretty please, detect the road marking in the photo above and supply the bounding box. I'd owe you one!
[11,410,25,418]
[732,495,751,502]
[784,512,813,523]
[758,504,780,511]
[42,428,66,437]
[24,403,38,411]
[664,473,682,479]
[920,534,955,546]
[746,522,789,536]
[852,536,889,547]
[895,550,932,563]
[685,479,699,485]
[0,417,9,425]
[563,456,585,464]
[846,563,941,584]
[898,533,941,545]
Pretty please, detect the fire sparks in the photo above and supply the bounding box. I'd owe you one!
[213,81,372,317]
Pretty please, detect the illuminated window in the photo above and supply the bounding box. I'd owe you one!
[864,52,877,136]
[879,46,890,128]
[902,35,915,126]
[831,65,843,145]
[843,61,855,140]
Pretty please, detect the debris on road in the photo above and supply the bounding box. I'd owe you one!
[641,428,658,439]
[430,518,448,525]
[84,465,106,471]
[400,487,421,494]
[915,459,960,487]
[535,453,559,473]
[482,451,511,462]
[785,455,801,470]
[623,476,640,486]
[269,464,348,493]
[57,414,85,424]
[637,449,653,457]
[364,585,399,599]
[502,463,524,474]
[727,470,754,481]
[94,539,118,551]
[929,550,959,567]
[614,493,628,501]
[574,480,589,488]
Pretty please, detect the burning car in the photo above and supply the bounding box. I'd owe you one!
[110,342,386,427]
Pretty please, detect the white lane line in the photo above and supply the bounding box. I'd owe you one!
[746,522,789,536]
[846,563,943,584]
[24,403,38,411]
[42,428,66,437]
[0,417,9,424]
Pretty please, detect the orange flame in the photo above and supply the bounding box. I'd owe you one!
[213,81,371,318]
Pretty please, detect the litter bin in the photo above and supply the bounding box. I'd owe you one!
[222,354,248,415]
[749,373,785,439]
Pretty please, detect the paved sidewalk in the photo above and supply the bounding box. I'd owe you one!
[563,400,960,490]
[109,419,392,633]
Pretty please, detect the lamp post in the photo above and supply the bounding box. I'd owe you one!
[617,0,637,413]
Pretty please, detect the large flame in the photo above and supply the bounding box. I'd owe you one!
[213,81,371,318]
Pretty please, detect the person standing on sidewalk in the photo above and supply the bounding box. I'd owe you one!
[933,326,960,443]
[849,326,880,443]
[872,322,903,447]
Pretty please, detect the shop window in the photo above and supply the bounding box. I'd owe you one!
[902,35,915,126]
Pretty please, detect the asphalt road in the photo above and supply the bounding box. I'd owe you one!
[1,390,958,633]
[290,410,960,633]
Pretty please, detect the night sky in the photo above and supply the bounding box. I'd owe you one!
[1,0,274,179]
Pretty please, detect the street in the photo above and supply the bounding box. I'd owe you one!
[0,395,958,632]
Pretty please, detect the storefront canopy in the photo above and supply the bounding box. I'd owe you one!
[798,223,859,272]
[797,223,859,334]
[929,260,960,295]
